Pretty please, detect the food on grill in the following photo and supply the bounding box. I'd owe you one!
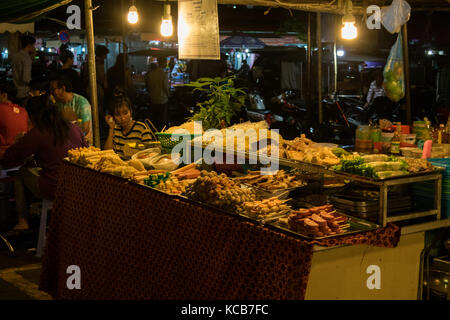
[233,169,304,190]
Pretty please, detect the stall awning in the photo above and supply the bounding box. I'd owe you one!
[0,0,72,24]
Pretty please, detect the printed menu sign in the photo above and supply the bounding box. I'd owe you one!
[178,0,220,60]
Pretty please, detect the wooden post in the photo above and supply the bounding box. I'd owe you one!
[317,12,322,124]
[121,0,128,91]
[85,0,100,147]
[402,24,411,125]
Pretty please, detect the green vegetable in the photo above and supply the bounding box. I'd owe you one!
[331,147,350,158]
[184,76,247,130]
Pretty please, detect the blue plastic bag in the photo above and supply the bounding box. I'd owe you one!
[383,33,405,102]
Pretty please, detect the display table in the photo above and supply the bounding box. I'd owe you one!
[39,162,401,300]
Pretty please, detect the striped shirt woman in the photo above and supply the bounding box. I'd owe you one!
[104,94,153,159]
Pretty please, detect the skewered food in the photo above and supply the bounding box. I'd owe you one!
[278,204,350,238]
[233,170,304,190]
[157,177,197,194]
[242,197,292,220]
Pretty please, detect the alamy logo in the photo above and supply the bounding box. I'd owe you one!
[366,265,381,290]
[366,5,381,30]
[66,265,81,289]
[66,5,81,30]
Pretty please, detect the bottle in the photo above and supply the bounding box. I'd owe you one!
[438,124,445,144]
[390,122,401,155]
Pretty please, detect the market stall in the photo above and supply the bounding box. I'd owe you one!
[38,120,450,299]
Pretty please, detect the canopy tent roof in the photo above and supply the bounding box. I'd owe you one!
[217,0,450,14]
[0,0,72,24]
[220,35,266,49]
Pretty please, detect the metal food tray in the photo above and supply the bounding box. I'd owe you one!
[329,195,412,212]
[331,167,444,182]
[264,212,380,240]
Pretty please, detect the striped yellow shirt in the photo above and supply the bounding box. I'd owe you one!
[112,121,153,158]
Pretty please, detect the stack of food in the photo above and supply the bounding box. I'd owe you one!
[164,121,202,134]
[242,197,291,220]
[333,154,409,179]
[278,204,350,237]
[183,170,258,213]
[284,134,340,166]
[193,120,285,156]
[403,158,435,173]
[68,147,116,167]
[233,170,305,190]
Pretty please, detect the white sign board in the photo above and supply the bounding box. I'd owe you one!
[178,0,220,60]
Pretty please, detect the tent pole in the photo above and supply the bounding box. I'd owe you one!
[317,12,322,124]
[121,0,127,91]
[85,0,100,147]
[334,16,338,94]
[402,23,411,125]
[307,12,311,106]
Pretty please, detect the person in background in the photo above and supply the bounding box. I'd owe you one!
[104,93,152,159]
[1,95,87,230]
[0,82,29,157]
[145,57,170,131]
[59,49,83,95]
[81,45,109,118]
[50,75,93,145]
[106,53,134,104]
[32,51,49,80]
[12,35,36,107]
[365,69,386,107]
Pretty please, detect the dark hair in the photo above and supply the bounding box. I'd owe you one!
[21,35,36,49]
[109,93,133,116]
[50,74,73,92]
[95,45,109,57]
[60,49,74,64]
[30,77,49,92]
[26,95,70,146]
[0,81,17,99]
[157,56,166,67]
[374,69,384,88]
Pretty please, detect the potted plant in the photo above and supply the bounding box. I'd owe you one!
[185,76,247,130]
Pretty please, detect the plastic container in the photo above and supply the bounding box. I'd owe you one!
[355,125,372,153]
[401,133,416,145]
[392,125,411,134]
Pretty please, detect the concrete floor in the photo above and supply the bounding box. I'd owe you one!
[0,231,52,300]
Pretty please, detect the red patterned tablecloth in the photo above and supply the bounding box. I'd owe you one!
[39,162,401,299]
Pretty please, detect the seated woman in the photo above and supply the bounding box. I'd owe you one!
[104,92,153,159]
[1,95,88,230]
[0,81,29,158]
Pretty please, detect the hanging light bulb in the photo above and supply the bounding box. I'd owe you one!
[341,0,357,40]
[128,2,139,24]
[160,1,173,37]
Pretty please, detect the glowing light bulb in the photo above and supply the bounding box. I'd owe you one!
[128,5,139,24]
[160,2,173,37]
[341,22,357,40]
[337,49,345,57]
[161,19,173,37]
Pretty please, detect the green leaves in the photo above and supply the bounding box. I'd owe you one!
[184,75,247,130]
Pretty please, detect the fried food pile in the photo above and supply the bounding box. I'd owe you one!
[242,197,291,220]
[284,135,340,166]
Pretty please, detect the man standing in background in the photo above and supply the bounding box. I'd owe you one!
[11,35,36,107]
[145,57,170,131]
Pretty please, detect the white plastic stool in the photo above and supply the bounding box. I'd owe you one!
[36,199,53,258]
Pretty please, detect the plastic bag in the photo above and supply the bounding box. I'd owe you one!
[383,33,405,102]
[381,0,411,34]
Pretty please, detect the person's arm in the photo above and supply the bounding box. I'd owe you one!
[79,99,93,136]
[366,82,374,104]
[104,115,115,150]
[2,128,39,168]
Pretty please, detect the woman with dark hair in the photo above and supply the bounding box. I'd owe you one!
[1,95,87,230]
[104,93,153,159]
